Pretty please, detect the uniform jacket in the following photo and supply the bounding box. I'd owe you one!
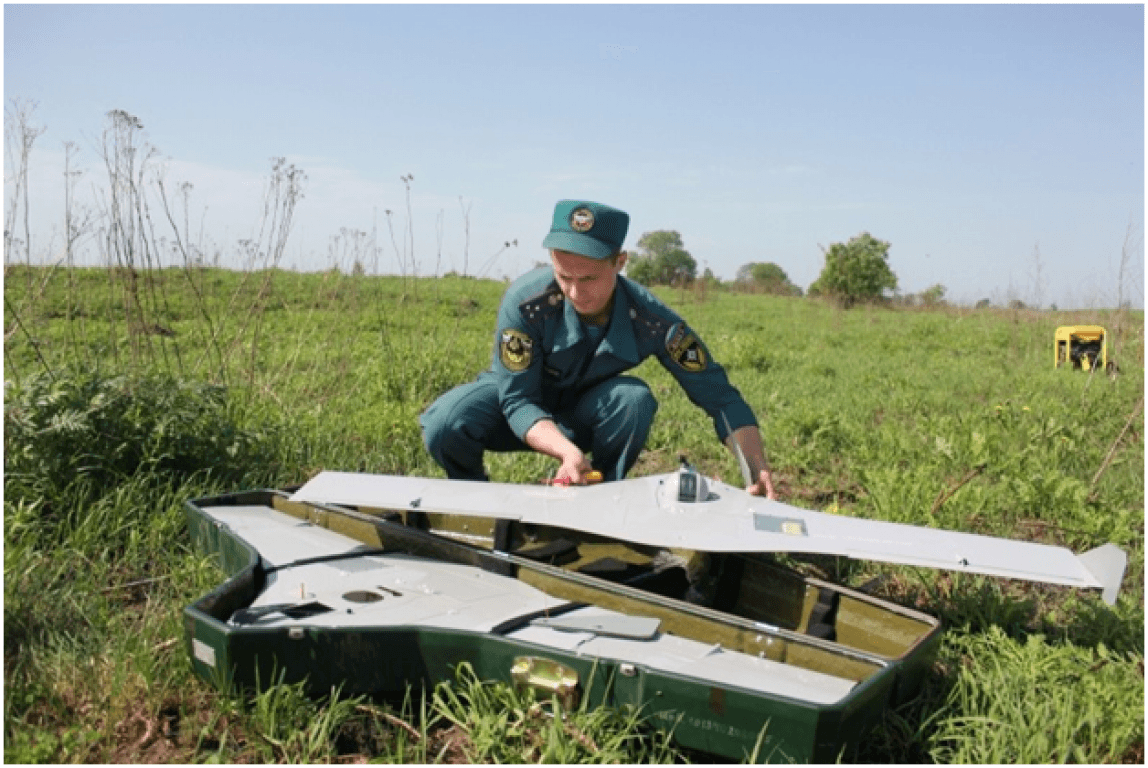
[488,266,757,442]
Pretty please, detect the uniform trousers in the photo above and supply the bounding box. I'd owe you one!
[420,374,657,481]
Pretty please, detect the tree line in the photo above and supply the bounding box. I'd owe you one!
[624,229,903,308]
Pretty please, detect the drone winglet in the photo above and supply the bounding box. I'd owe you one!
[1077,543,1128,606]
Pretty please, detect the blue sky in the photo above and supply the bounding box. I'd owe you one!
[5,3,1144,308]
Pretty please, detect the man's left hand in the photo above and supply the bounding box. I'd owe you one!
[747,469,777,500]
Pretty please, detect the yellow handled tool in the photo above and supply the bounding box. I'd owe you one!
[542,470,603,486]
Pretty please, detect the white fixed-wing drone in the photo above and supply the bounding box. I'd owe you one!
[291,459,1126,606]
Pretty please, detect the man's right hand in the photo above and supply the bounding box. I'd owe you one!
[525,419,593,484]
[554,450,594,485]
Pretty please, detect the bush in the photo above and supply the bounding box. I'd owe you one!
[4,369,288,510]
[809,232,898,307]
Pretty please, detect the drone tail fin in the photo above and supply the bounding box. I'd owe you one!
[1078,543,1127,606]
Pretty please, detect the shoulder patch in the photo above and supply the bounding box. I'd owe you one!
[499,329,534,372]
[518,282,564,324]
[666,324,708,372]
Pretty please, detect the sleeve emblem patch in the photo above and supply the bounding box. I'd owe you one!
[667,325,708,372]
[500,329,534,372]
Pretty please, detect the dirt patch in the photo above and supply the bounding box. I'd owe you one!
[1121,739,1144,764]
[425,723,471,764]
[107,705,189,763]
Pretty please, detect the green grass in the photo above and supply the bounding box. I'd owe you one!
[923,627,1142,763]
[4,264,1143,762]
[431,662,683,763]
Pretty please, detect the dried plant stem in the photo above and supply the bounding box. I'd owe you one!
[99,574,172,593]
[1089,396,1143,501]
[4,298,56,382]
[356,703,422,742]
[931,463,987,516]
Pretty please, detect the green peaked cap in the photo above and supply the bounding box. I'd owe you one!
[542,200,629,260]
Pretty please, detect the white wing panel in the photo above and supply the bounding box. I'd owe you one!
[290,469,1124,603]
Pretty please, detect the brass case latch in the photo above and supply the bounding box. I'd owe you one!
[510,656,580,709]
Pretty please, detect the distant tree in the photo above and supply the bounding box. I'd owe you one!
[975,298,991,310]
[625,255,657,286]
[809,232,897,308]
[752,262,785,284]
[627,230,697,286]
[637,230,685,259]
[736,261,801,295]
[697,267,723,290]
[662,248,698,286]
[919,283,946,306]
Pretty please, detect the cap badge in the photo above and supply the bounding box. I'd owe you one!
[569,207,595,233]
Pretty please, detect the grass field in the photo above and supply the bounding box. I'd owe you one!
[4,264,1144,763]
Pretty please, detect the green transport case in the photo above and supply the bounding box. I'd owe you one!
[182,489,942,762]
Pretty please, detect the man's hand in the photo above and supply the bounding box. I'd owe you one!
[525,419,594,484]
[725,425,778,500]
[554,450,594,485]
[747,468,777,500]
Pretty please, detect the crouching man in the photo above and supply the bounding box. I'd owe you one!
[420,199,776,498]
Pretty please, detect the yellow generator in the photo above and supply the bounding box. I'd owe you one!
[1054,325,1108,371]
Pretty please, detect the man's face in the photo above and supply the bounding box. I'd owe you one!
[550,249,627,319]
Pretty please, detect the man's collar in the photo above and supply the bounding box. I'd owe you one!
[598,283,640,363]
[551,294,584,352]
[548,280,640,362]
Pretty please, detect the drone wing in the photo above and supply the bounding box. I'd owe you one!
[290,470,1125,605]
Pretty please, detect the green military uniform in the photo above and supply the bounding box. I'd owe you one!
[420,200,757,481]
